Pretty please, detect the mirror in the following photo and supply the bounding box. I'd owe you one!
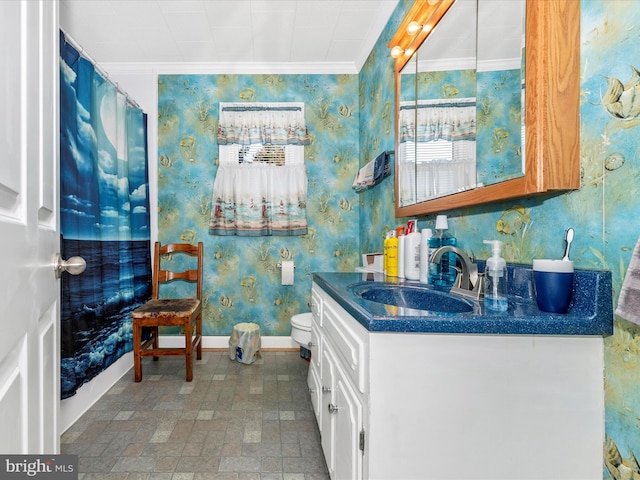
[475,0,526,187]
[398,0,477,206]
[390,0,580,217]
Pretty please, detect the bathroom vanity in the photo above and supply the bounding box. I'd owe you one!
[308,270,612,480]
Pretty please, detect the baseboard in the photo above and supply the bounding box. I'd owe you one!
[159,335,299,350]
[60,352,133,434]
[59,335,300,434]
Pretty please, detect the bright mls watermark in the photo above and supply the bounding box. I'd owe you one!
[1,455,77,479]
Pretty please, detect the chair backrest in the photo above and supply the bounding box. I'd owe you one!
[151,242,203,300]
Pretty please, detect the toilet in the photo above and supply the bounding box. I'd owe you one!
[290,312,312,348]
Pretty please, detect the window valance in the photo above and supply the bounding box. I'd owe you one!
[217,103,310,146]
[399,98,476,144]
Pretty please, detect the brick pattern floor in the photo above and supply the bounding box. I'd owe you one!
[61,351,330,480]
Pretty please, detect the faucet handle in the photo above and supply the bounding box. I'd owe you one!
[451,266,463,289]
[450,266,484,301]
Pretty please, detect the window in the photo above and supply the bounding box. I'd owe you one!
[398,99,476,205]
[209,103,310,236]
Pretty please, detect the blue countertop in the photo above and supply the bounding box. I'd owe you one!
[312,265,613,336]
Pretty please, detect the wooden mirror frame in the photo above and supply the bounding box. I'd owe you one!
[390,0,580,217]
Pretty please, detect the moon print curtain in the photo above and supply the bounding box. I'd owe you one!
[59,32,151,399]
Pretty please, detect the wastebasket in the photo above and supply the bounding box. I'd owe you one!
[229,322,261,364]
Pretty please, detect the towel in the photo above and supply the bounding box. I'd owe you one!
[352,151,392,192]
[616,236,640,325]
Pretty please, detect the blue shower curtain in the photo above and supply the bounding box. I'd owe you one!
[59,32,151,399]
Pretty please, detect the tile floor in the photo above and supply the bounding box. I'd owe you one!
[61,350,330,480]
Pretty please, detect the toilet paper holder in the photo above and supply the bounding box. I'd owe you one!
[276,262,295,269]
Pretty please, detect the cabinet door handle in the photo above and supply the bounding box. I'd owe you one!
[322,386,331,394]
[328,403,339,414]
[308,341,316,348]
[308,387,315,394]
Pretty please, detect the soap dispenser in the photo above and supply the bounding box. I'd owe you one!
[483,240,508,312]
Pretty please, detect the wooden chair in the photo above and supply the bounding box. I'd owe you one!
[132,242,203,382]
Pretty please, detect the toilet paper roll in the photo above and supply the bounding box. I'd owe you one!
[281,260,294,285]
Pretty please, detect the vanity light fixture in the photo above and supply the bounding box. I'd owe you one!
[390,46,415,59]
[390,45,405,58]
[406,20,434,36]
[406,21,422,36]
[389,0,453,67]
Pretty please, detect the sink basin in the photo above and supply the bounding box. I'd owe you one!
[349,282,475,314]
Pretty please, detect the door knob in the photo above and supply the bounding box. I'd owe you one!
[54,253,86,278]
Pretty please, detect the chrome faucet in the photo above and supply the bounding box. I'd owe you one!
[430,246,483,300]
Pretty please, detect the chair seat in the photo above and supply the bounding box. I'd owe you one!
[132,298,200,319]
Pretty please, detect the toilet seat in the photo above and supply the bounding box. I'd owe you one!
[291,312,312,332]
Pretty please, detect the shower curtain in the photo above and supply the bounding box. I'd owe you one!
[59,32,151,399]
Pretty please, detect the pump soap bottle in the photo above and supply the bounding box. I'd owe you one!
[483,240,508,312]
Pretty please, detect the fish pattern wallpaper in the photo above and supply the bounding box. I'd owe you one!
[157,74,360,336]
[476,69,523,186]
[358,0,640,477]
[155,0,640,474]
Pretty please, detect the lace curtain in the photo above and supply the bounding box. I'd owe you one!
[398,99,476,205]
[209,103,310,236]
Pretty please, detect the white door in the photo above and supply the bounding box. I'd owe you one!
[0,0,61,453]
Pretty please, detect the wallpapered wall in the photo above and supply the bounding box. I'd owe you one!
[156,0,640,473]
[157,74,361,336]
[358,0,640,474]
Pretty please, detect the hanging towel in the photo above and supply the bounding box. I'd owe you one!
[352,151,392,192]
[616,236,640,325]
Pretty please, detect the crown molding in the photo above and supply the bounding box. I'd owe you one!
[100,61,360,76]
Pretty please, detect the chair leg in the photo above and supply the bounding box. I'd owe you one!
[152,326,159,361]
[185,319,193,382]
[133,319,142,382]
[196,313,202,360]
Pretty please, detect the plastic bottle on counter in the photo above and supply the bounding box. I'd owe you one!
[404,220,421,280]
[428,215,457,289]
[396,226,406,279]
[383,231,391,275]
[387,230,399,277]
[483,240,508,312]
[419,228,433,283]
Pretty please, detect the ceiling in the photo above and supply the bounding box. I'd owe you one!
[59,0,400,73]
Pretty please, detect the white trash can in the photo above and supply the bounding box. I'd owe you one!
[229,322,261,364]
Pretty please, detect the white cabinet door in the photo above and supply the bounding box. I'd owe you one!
[334,368,363,480]
[320,343,337,476]
[307,364,322,427]
[310,319,322,372]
